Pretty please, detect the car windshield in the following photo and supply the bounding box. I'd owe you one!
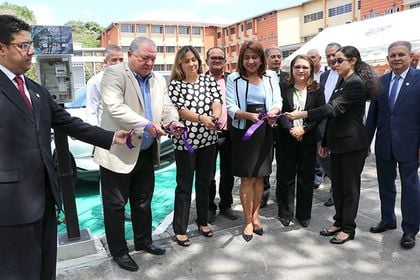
[65,86,86,108]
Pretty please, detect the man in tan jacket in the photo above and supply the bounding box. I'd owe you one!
[94,36,180,272]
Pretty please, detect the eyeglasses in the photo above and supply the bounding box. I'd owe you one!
[209,56,225,61]
[8,41,33,52]
[293,65,310,70]
[333,58,350,65]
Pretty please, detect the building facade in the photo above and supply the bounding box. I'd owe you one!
[98,0,420,73]
[100,21,219,72]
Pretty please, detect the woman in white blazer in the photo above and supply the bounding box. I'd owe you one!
[226,40,282,242]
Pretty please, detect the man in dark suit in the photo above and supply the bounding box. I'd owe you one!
[205,47,238,222]
[262,46,288,208]
[0,15,129,279]
[366,40,420,249]
[318,42,341,206]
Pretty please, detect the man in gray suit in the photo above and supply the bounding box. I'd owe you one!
[94,36,181,271]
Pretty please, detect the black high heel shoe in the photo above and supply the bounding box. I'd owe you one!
[242,232,253,242]
[320,227,341,236]
[330,231,355,244]
[196,222,213,237]
[253,226,264,236]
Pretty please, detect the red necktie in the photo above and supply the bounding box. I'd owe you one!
[14,76,33,111]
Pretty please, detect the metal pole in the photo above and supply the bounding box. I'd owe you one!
[54,110,80,241]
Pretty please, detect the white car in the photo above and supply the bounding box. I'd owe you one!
[51,86,174,182]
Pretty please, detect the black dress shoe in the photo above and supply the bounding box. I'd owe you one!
[113,254,138,271]
[324,197,334,207]
[330,232,354,244]
[369,222,397,233]
[279,217,290,227]
[320,227,341,236]
[220,208,239,220]
[208,210,216,223]
[298,219,309,228]
[253,226,264,236]
[401,234,416,249]
[135,243,166,255]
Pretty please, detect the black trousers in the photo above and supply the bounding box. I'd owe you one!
[276,142,317,221]
[100,146,154,257]
[209,130,234,211]
[0,186,57,280]
[331,149,367,234]
[173,144,216,234]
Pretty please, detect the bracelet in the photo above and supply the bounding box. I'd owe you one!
[197,114,202,123]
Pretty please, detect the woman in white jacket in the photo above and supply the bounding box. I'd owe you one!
[226,40,282,242]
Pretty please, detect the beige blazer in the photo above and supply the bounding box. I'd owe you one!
[94,62,178,174]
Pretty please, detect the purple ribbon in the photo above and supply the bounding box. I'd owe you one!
[162,124,194,153]
[242,112,285,141]
[212,117,223,131]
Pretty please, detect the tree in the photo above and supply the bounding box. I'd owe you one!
[0,1,36,24]
[65,20,103,48]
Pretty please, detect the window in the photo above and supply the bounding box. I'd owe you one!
[217,32,221,39]
[151,25,163,33]
[384,8,399,15]
[364,12,380,19]
[137,25,147,33]
[194,46,202,54]
[329,3,352,17]
[304,11,323,23]
[241,24,244,32]
[357,0,361,10]
[304,35,316,42]
[179,26,190,35]
[166,26,175,34]
[246,22,252,30]
[153,64,165,71]
[157,46,164,53]
[230,45,236,52]
[166,46,176,53]
[230,27,236,35]
[121,24,134,33]
[410,2,420,8]
[192,27,201,35]
[166,64,173,71]
[282,50,295,58]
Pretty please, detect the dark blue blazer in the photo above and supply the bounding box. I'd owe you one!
[366,68,420,162]
[0,71,114,226]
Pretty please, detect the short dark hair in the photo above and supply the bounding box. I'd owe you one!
[0,15,31,45]
[237,40,267,77]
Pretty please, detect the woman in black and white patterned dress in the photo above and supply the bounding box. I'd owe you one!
[168,46,222,246]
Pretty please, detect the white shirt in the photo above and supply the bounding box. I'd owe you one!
[389,67,409,102]
[85,71,104,126]
[313,69,323,83]
[0,64,32,104]
[324,70,339,103]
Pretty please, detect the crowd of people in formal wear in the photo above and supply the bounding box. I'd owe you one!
[1,14,419,278]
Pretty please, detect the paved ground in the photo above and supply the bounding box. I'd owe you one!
[56,155,420,280]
